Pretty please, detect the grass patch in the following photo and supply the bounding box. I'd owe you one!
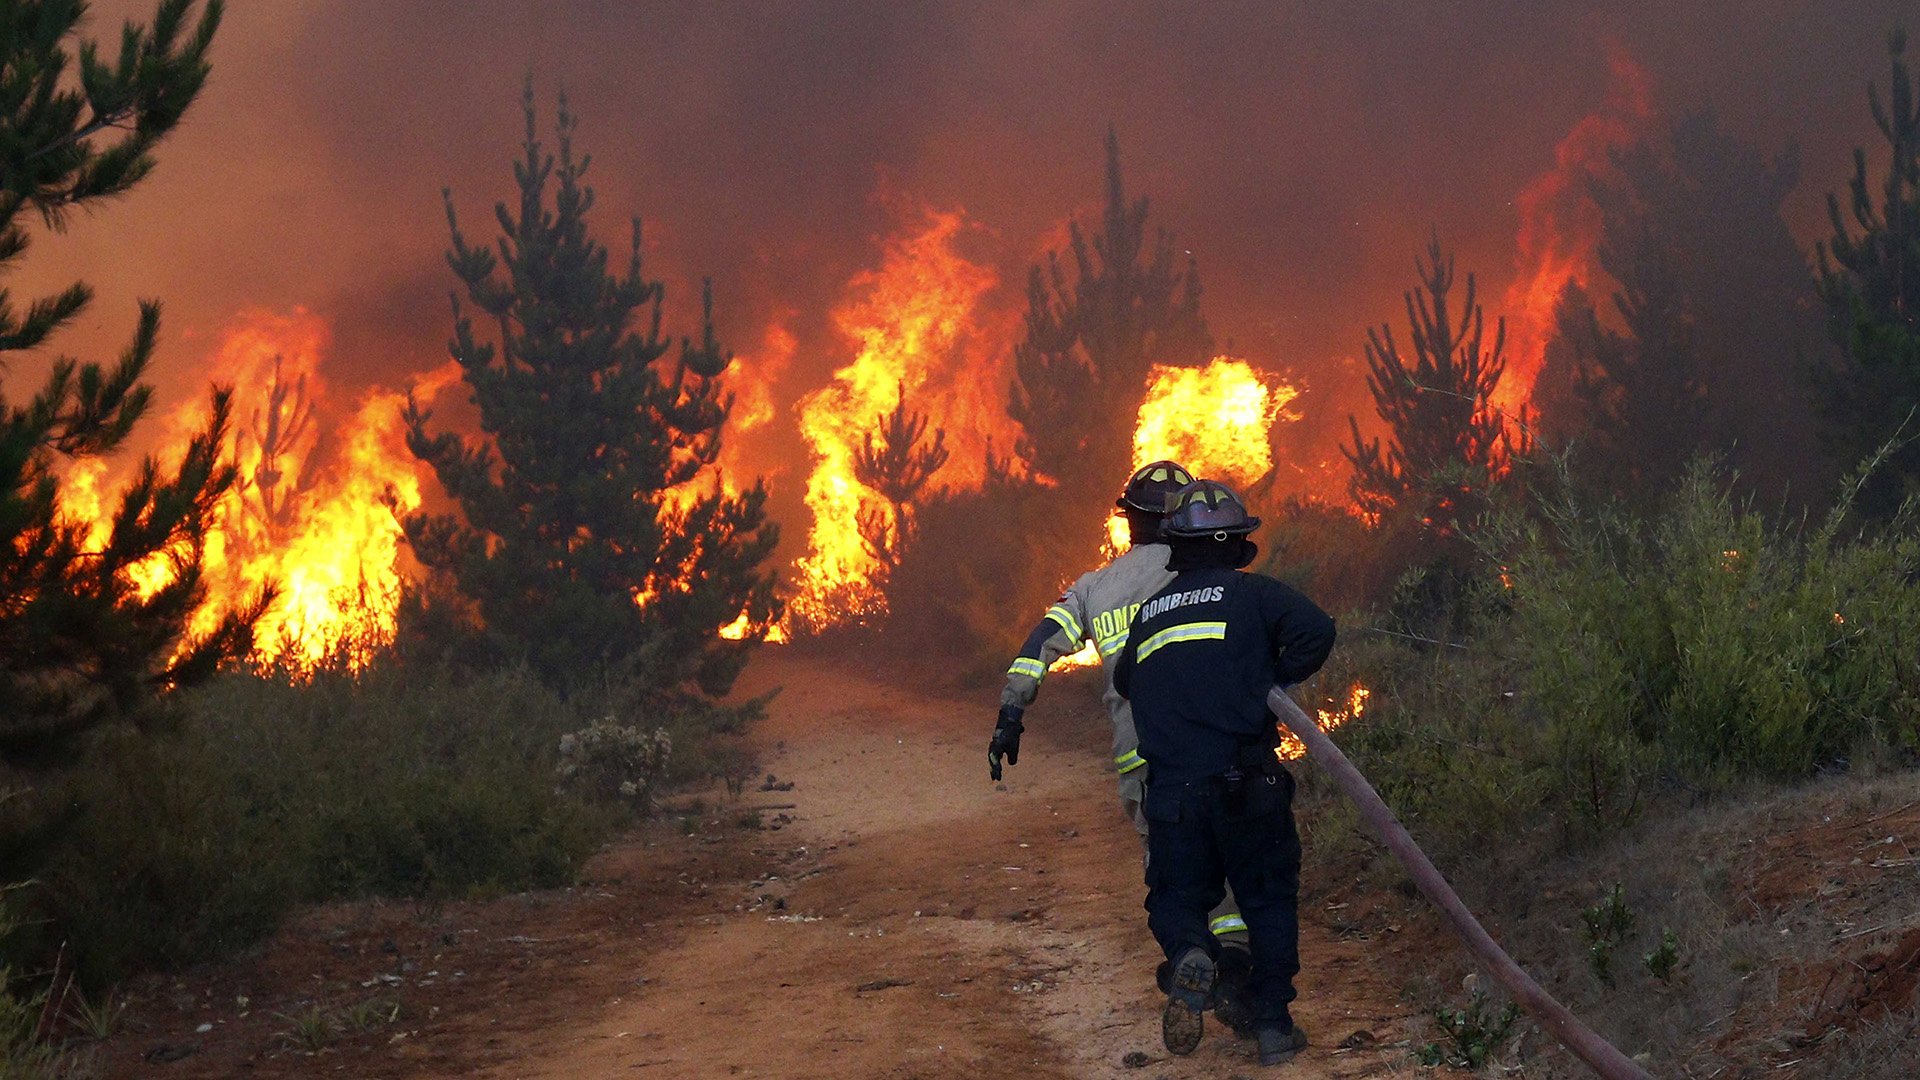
[1,661,634,987]
[1281,456,1920,1076]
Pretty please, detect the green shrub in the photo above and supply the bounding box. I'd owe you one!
[1581,883,1636,983]
[1502,458,1920,793]
[1294,629,1537,868]
[1414,990,1520,1069]
[1643,928,1680,983]
[1300,454,1920,859]
[556,717,674,807]
[4,662,627,985]
[0,887,51,1079]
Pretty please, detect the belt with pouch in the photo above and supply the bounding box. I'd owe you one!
[1219,731,1286,816]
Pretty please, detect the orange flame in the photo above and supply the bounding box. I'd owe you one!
[1098,355,1299,565]
[1277,683,1369,761]
[1134,357,1299,488]
[660,316,796,521]
[58,309,453,671]
[788,206,1015,630]
[1056,357,1302,670]
[1497,46,1653,416]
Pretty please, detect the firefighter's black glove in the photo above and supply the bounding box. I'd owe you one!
[988,705,1025,781]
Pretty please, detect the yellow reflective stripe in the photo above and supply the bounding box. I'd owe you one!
[1095,629,1129,657]
[1007,657,1046,680]
[1045,605,1083,642]
[1134,621,1227,663]
[1209,914,1248,935]
[1114,749,1147,773]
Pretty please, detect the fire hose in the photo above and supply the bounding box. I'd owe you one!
[1266,686,1657,1080]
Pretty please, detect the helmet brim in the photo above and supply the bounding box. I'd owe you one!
[1163,515,1262,539]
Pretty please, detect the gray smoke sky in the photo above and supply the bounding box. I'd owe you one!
[15,0,1913,523]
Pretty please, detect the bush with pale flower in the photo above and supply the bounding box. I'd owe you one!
[556,717,674,807]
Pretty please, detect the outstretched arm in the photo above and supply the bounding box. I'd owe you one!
[999,590,1093,710]
[991,588,1093,780]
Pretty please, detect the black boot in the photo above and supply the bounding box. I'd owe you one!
[1213,946,1254,1035]
[1256,1022,1308,1066]
[1161,947,1216,1056]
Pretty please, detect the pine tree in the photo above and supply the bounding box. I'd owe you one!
[1344,234,1519,528]
[1537,110,1825,503]
[0,0,261,768]
[853,383,948,586]
[239,354,316,532]
[404,85,779,698]
[1008,128,1212,522]
[1815,28,1920,516]
[1542,236,1704,500]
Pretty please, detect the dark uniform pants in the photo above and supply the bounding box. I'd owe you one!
[1142,766,1301,1028]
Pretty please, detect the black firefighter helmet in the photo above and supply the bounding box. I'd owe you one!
[1117,460,1196,513]
[1164,480,1262,540]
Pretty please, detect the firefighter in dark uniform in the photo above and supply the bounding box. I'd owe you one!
[988,462,1259,1030]
[1114,480,1335,1066]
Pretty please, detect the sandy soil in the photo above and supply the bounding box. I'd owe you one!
[503,655,1421,1080]
[86,650,1423,1079]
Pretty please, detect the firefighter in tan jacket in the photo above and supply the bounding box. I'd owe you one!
[988,461,1255,1030]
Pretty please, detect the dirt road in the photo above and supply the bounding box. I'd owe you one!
[504,654,1418,1079]
[99,652,1422,1078]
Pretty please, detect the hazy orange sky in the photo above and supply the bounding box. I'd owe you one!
[15,0,1914,534]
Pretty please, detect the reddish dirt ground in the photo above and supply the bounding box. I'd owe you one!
[83,652,1426,1079]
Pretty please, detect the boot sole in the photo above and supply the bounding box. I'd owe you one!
[1161,949,1216,1056]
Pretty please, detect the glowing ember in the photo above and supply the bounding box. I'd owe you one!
[788,206,1016,631]
[1278,684,1370,761]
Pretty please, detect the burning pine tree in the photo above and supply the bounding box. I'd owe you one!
[239,353,319,533]
[404,85,779,697]
[0,0,267,767]
[853,383,949,588]
[1532,109,1825,505]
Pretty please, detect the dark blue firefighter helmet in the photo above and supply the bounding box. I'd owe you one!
[1163,480,1261,539]
[1117,460,1196,513]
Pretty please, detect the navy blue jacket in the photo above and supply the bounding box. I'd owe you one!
[1113,567,1336,785]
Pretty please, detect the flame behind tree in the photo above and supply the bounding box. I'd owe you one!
[55,309,457,673]
[404,85,779,697]
[1345,234,1524,528]
[1498,49,1653,418]
[853,383,949,587]
[241,354,319,532]
[1009,128,1212,534]
[790,206,1007,632]
[0,0,268,767]
[1536,110,1823,504]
